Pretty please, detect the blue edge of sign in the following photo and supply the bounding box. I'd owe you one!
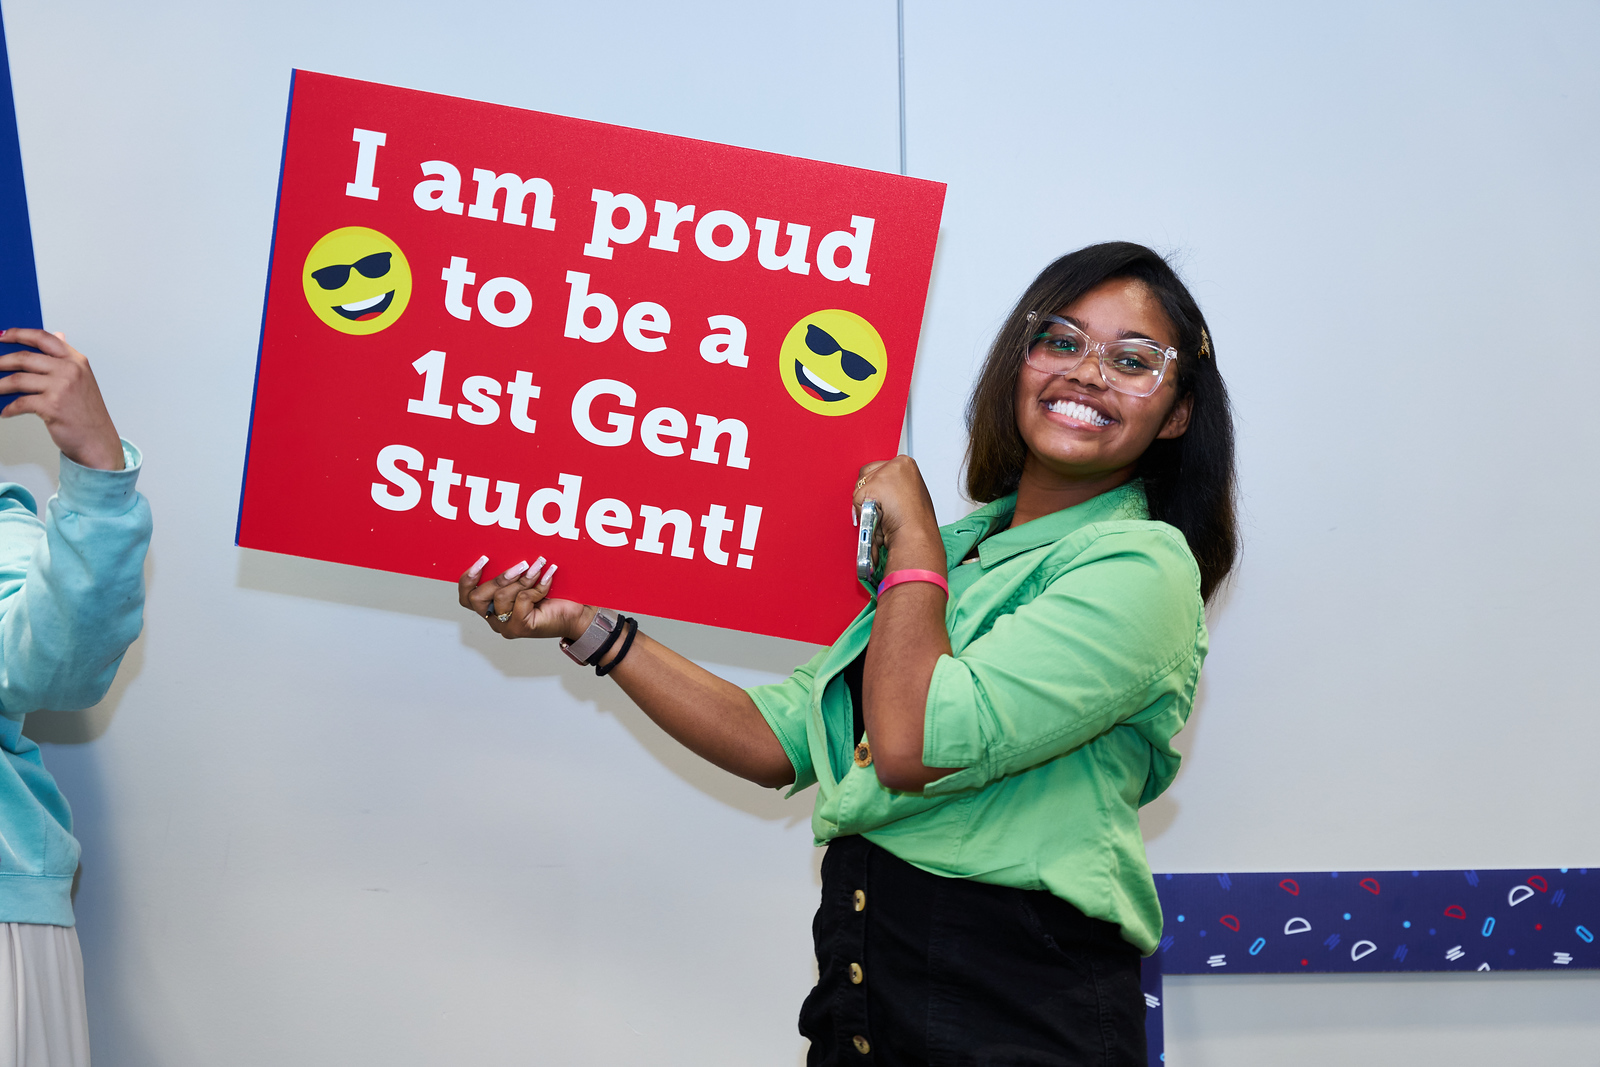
[0,3,41,405]
[1142,867,1596,1064]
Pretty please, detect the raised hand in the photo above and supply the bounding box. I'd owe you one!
[0,329,124,471]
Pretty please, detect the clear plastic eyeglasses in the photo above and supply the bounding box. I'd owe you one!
[1024,313,1177,397]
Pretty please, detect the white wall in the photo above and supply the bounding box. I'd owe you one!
[4,1,1598,1064]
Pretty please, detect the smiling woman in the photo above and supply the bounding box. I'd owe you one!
[967,242,1237,599]
[454,241,1236,1065]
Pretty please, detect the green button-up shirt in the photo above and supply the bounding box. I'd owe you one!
[748,481,1206,953]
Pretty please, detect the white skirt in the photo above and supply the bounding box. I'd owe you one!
[0,924,88,1067]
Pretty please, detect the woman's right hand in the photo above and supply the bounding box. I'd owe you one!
[458,556,588,640]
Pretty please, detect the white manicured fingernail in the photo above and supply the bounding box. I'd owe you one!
[541,563,557,584]
[502,561,530,580]
[468,555,489,577]
[528,556,546,578]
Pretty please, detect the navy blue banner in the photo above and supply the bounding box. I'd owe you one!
[1141,868,1597,1065]
[0,3,40,386]
[1154,867,1594,975]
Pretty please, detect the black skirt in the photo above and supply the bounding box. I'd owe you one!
[801,835,1146,1067]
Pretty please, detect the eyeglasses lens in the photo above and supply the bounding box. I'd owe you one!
[1026,321,1166,397]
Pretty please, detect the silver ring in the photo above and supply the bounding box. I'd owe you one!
[496,611,513,623]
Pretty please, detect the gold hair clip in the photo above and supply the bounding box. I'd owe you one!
[1198,327,1213,360]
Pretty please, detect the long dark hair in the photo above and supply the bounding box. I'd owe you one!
[963,242,1238,601]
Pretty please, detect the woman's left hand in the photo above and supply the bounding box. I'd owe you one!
[853,456,944,573]
[852,456,954,791]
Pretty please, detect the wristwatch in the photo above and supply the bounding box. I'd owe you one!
[561,608,621,666]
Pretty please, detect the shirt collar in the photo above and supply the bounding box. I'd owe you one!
[943,480,1150,568]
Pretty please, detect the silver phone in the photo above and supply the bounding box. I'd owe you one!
[856,499,880,582]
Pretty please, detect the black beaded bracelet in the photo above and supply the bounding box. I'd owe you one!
[595,616,638,677]
[585,613,628,666]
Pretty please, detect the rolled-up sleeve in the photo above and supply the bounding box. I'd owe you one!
[0,441,152,717]
[921,530,1201,797]
[747,646,829,794]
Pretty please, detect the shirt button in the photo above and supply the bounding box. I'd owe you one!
[849,962,864,984]
[853,741,872,768]
[853,889,866,912]
[852,1035,871,1055]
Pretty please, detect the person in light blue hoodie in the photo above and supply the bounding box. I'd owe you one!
[0,326,150,1066]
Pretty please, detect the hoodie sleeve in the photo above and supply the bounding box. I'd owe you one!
[0,441,152,717]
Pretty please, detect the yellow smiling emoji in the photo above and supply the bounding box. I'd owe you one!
[778,309,887,416]
[302,226,412,335]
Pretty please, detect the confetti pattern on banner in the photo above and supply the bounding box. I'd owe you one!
[1140,868,1599,1065]
[1152,868,1596,975]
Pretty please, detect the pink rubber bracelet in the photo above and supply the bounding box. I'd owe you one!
[877,568,949,598]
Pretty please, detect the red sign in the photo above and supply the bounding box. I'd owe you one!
[238,71,945,643]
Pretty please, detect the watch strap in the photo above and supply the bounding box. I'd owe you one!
[561,608,620,665]
[594,617,637,677]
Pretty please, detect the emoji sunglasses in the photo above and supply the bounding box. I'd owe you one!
[805,324,878,381]
[310,252,394,291]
